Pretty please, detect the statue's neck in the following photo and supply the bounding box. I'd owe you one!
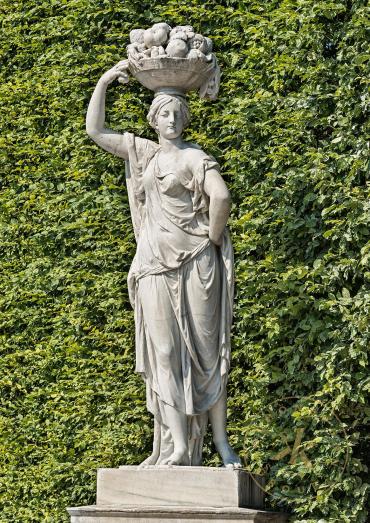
[159,135,184,152]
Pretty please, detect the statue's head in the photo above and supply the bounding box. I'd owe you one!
[147,94,190,139]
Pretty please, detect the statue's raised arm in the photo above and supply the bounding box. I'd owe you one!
[86,60,130,159]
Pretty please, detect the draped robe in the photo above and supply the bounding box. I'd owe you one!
[124,132,234,465]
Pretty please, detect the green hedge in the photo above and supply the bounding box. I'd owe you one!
[0,1,369,521]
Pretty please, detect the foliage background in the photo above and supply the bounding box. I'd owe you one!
[0,0,369,521]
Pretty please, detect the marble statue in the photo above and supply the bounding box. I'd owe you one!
[85,24,241,468]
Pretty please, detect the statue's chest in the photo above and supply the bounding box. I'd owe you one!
[143,155,191,199]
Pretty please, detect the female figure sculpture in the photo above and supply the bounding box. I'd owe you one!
[86,59,241,468]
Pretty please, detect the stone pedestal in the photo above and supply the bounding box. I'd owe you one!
[99,466,265,508]
[67,467,288,523]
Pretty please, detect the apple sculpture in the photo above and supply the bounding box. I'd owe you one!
[143,23,171,47]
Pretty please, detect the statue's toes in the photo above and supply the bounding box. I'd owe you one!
[138,454,158,468]
[159,458,172,466]
[223,450,242,469]
[225,461,241,469]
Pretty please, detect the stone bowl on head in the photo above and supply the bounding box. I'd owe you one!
[128,56,217,96]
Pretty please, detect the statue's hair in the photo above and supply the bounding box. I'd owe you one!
[147,94,191,131]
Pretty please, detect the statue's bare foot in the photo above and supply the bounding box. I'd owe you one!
[161,447,189,466]
[215,440,242,468]
[138,452,159,469]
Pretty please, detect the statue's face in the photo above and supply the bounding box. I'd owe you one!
[156,100,184,139]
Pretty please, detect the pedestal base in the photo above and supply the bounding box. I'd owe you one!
[67,467,289,523]
[68,504,288,522]
[98,466,265,509]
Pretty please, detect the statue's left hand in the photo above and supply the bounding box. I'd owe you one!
[209,233,222,246]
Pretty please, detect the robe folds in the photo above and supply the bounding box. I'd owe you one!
[124,132,234,465]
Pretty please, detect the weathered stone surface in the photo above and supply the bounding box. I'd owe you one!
[85,24,238,468]
[98,467,265,509]
[68,504,289,523]
[68,466,290,522]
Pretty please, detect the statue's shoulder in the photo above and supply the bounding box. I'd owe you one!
[183,142,218,169]
[126,132,159,151]
[125,133,159,165]
[185,141,202,151]
[184,142,209,159]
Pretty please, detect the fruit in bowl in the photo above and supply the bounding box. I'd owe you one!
[143,23,171,48]
[126,23,220,99]
[166,38,188,58]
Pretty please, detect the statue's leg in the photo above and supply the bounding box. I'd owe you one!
[138,417,161,468]
[160,403,189,466]
[137,273,188,465]
[209,390,241,468]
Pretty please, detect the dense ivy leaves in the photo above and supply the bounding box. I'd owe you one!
[0,1,369,521]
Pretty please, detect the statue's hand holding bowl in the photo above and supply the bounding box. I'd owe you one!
[99,60,130,86]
